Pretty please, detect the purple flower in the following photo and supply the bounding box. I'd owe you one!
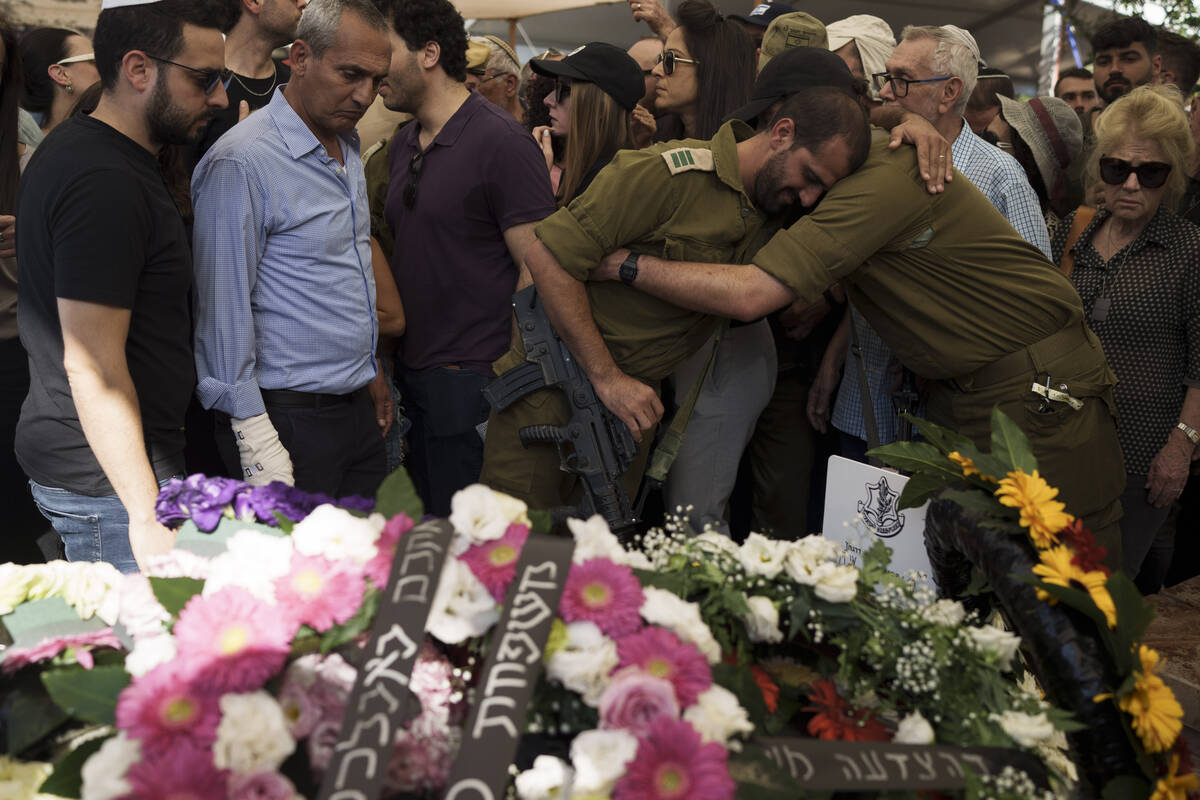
[160,476,377,531]
[156,474,246,531]
[234,483,375,527]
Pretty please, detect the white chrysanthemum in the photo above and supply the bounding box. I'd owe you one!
[894,711,935,744]
[291,505,384,567]
[990,710,1055,748]
[80,733,140,800]
[514,755,573,800]
[569,729,638,796]
[967,624,1021,671]
[921,599,966,628]
[741,595,784,644]
[427,557,500,644]
[546,621,618,706]
[692,531,741,560]
[738,533,788,578]
[213,691,296,775]
[59,562,123,624]
[449,484,527,555]
[639,587,721,664]
[682,685,755,749]
[783,536,841,584]
[0,564,34,615]
[813,563,858,603]
[144,548,211,580]
[124,633,178,678]
[204,528,295,603]
[116,574,170,641]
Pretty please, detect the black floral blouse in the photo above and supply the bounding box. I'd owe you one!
[1051,206,1200,475]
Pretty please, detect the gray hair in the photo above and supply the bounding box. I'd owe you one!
[900,24,979,116]
[471,35,519,77]
[296,0,387,58]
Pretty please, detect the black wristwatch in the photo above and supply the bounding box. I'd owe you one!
[619,253,641,285]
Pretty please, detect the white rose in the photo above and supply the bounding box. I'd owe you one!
[81,733,140,800]
[567,515,624,563]
[693,531,741,560]
[291,505,384,567]
[124,633,178,678]
[639,588,721,664]
[893,711,935,744]
[546,621,618,706]
[212,691,296,775]
[514,755,573,800]
[967,624,1021,671]
[570,729,638,796]
[116,574,170,641]
[741,595,783,644]
[682,685,754,749]
[813,564,858,603]
[448,484,522,555]
[60,562,123,624]
[784,537,841,585]
[204,528,295,603]
[427,557,500,644]
[738,533,788,578]
[990,710,1055,748]
[921,599,966,628]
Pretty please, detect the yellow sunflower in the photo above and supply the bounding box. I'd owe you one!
[1120,646,1185,754]
[1031,546,1117,627]
[1150,754,1200,800]
[948,451,998,482]
[994,469,1073,548]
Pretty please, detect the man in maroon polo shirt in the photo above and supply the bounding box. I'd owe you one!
[376,0,555,515]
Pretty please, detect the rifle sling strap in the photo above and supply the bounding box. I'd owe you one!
[848,305,883,466]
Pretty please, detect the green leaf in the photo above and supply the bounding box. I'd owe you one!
[788,593,813,640]
[320,587,382,654]
[939,488,1006,516]
[712,662,768,724]
[38,735,110,799]
[908,414,974,455]
[40,664,129,726]
[1107,573,1156,665]
[867,440,964,482]
[528,509,552,535]
[148,577,204,618]
[990,406,1037,474]
[273,511,295,533]
[374,467,423,521]
[897,471,952,510]
[1101,775,1150,800]
[5,669,70,756]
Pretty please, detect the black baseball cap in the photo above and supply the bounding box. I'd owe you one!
[730,2,797,28]
[727,46,860,123]
[530,42,644,112]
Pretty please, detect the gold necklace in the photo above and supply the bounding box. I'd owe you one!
[230,62,278,98]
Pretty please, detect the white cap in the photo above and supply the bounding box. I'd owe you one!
[940,24,982,66]
[826,15,896,100]
[101,0,162,9]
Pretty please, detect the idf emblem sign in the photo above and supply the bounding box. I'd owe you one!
[823,456,934,588]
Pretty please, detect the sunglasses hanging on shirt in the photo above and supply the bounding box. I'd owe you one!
[1098,157,1172,189]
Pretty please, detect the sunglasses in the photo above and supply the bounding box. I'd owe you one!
[57,52,95,66]
[552,78,571,104]
[146,54,232,95]
[656,49,700,75]
[1098,157,1172,189]
[403,151,424,210]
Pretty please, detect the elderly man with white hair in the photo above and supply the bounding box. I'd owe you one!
[811,24,1053,462]
[468,34,523,123]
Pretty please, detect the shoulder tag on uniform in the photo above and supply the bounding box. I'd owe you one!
[660,147,715,175]
[362,139,386,164]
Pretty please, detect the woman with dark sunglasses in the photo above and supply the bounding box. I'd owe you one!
[1050,84,1200,594]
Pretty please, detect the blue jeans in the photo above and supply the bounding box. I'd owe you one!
[29,477,177,574]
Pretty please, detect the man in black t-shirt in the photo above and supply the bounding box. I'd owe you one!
[189,0,306,166]
[16,0,229,573]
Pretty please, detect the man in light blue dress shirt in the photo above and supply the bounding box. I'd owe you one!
[192,0,393,497]
[818,24,1053,458]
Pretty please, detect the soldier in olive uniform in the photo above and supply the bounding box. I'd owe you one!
[478,86,872,510]
[597,128,1126,561]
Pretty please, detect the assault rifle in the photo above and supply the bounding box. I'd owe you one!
[483,287,640,538]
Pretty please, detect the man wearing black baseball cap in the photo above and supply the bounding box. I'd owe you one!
[730,2,796,47]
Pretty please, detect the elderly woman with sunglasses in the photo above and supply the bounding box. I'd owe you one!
[1051,84,1200,593]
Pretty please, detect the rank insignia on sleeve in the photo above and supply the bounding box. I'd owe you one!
[660,147,715,174]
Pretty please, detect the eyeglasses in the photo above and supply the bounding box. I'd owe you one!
[58,52,95,66]
[403,151,424,210]
[552,78,571,104]
[146,55,232,95]
[872,72,952,97]
[1098,157,1172,189]
[656,50,700,75]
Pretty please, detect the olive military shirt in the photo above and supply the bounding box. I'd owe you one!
[753,130,1084,380]
[527,120,770,383]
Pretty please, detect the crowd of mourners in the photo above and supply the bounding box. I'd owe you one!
[0,0,1198,598]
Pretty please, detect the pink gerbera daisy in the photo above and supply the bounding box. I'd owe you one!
[172,587,296,692]
[365,514,414,590]
[274,553,366,632]
[125,741,229,800]
[616,627,711,707]
[560,558,644,638]
[1,629,122,674]
[115,661,221,751]
[460,523,529,602]
[614,716,734,800]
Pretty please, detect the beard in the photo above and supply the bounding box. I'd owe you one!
[380,61,424,114]
[1100,76,1133,104]
[147,69,209,146]
[751,150,798,216]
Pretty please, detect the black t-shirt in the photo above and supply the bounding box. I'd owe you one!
[188,59,291,168]
[15,115,194,495]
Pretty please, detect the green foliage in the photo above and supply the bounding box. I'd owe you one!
[989,407,1037,475]
[374,466,424,521]
[148,576,204,618]
[1101,774,1151,800]
[320,586,382,654]
[527,509,552,535]
[5,669,69,756]
[867,440,963,484]
[40,665,129,726]
[38,734,110,800]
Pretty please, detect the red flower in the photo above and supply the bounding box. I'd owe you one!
[803,679,890,742]
[750,665,779,714]
[1058,519,1110,576]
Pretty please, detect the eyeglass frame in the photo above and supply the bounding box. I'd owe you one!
[146,54,232,95]
[656,49,700,76]
[1097,156,1172,189]
[403,151,425,210]
[871,72,952,98]
[550,77,572,105]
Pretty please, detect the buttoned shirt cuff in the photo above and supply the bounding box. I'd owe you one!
[196,375,267,419]
[753,222,846,305]
[536,208,606,282]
